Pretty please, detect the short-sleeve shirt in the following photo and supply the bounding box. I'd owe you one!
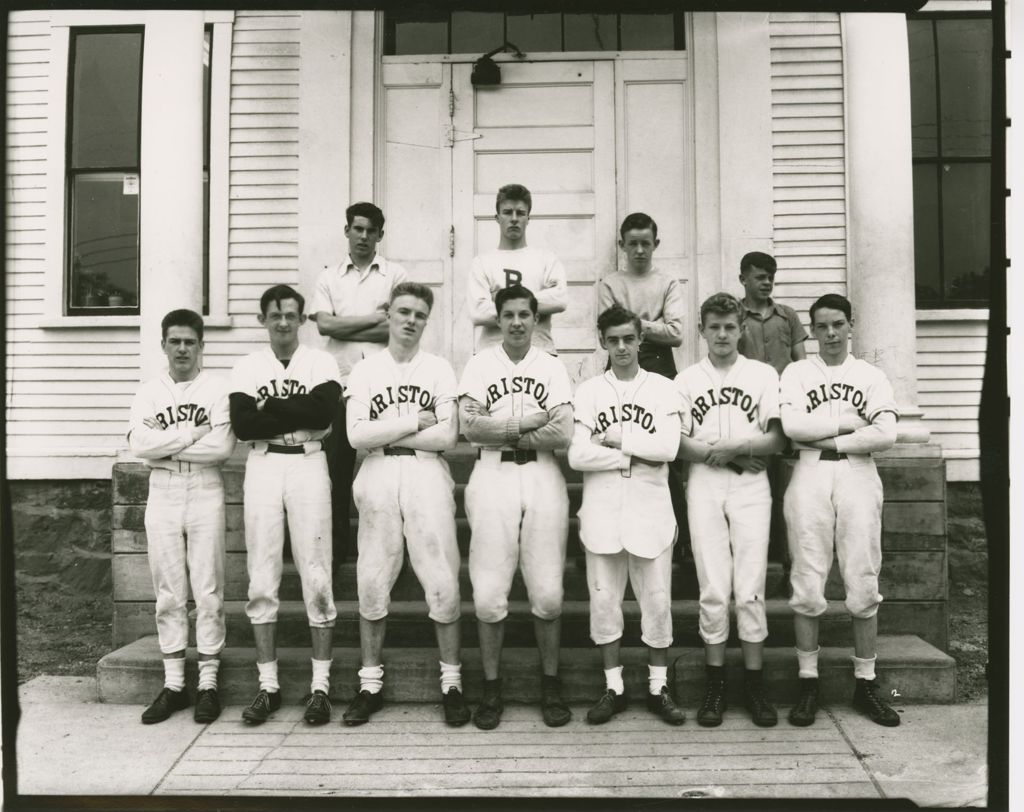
[309,254,408,382]
[738,298,808,376]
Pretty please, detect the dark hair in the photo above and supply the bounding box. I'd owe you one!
[494,284,538,317]
[809,293,852,323]
[390,281,434,312]
[597,304,642,337]
[739,251,777,276]
[346,202,385,231]
[699,292,745,326]
[495,184,532,214]
[161,309,204,341]
[619,212,658,241]
[259,284,305,316]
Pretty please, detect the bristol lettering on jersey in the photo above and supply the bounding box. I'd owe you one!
[804,382,868,416]
[153,403,210,429]
[594,403,657,435]
[689,386,759,426]
[484,376,549,410]
[369,385,438,419]
[255,379,307,401]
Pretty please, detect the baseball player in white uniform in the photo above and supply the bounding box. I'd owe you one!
[458,284,574,730]
[229,284,342,726]
[676,292,785,728]
[780,293,900,727]
[467,183,568,354]
[342,281,468,727]
[129,309,235,725]
[568,305,686,726]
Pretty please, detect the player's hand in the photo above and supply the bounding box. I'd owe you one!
[705,439,741,467]
[417,409,438,430]
[190,423,213,443]
[809,437,838,451]
[732,455,768,473]
[838,413,869,434]
[601,424,623,449]
[143,417,163,430]
[519,412,550,433]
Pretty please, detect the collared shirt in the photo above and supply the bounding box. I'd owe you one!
[737,298,808,376]
[309,254,408,382]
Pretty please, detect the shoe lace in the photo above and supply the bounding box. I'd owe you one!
[860,682,890,713]
[249,691,268,711]
[701,683,724,714]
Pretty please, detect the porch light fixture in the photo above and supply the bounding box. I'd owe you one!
[471,41,525,86]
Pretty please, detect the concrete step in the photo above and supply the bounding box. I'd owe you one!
[96,634,957,706]
[203,598,855,649]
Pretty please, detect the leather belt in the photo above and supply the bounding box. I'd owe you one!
[267,444,306,455]
[478,449,537,465]
[383,447,416,456]
[818,449,848,461]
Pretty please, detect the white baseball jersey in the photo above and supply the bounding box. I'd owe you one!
[780,354,899,454]
[345,349,458,451]
[458,345,573,448]
[468,247,568,354]
[568,370,681,557]
[128,370,235,467]
[229,345,342,446]
[676,355,780,444]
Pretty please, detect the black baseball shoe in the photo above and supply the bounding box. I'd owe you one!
[587,689,627,725]
[852,678,901,727]
[696,680,727,727]
[540,674,572,727]
[442,687,471,727]
[744,681,778,727]
[141,687,190,725]
[303,690,332,725]
[242,689,281,725]
[788,678,819,727]
[473,678,504,730]
[647,687,686,726]
[343,690,383,726]
[193,688,221,724]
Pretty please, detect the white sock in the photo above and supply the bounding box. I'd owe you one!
[359,664,384,694]
[797,647,821,679]
[311,658,332,695]
[852,654,877,681]
[197,659,219,691]
[439,661,462,694]
[648,665,668,695]
[163,658,186,692]
[604,666,624,695]
[257,660,280,693]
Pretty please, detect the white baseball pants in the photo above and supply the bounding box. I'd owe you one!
[686,464,772,645]
[585,545,674,649]
[145,467,226,655]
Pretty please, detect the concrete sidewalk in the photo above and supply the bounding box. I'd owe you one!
[13,675,987,803]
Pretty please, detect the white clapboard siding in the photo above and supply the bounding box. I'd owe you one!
[915,318,987,473]
[768,12,846,323]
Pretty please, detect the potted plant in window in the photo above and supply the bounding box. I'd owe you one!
[106,286,126,307]
[79,269,109,307]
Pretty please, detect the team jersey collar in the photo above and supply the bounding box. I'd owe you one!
[264,343,306,367]
[700,353,746,380]
[603,367,647,387]
[161,368,204,388]
[811,353,855,373]
[496,343,537,367]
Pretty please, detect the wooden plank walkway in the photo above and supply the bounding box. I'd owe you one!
[155,703,882,799]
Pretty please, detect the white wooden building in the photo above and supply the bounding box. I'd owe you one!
[5,6,992,482]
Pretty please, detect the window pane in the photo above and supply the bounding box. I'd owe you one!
[506,13,561,53]
[451,12,502,54]
[907,19,937,158]
[393,19,448,56]
[912,164,942,303]
[620,14,675,50]
[941,162,990,302]
[937,19,992,157]
[70,32,142,169]
[564,14,616,51]
[69,174,139,309]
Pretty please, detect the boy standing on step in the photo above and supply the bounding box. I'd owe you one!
[458,284,574,730]
[676,293,786,728]
[342,282,468,727]
[230,285,341,726]
[129,309,236,725]
[568,305,686,726]
[780,293,900,727]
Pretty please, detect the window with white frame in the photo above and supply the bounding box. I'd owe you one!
[907,14,992,308]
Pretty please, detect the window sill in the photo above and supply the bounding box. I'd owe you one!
[38,315,236,329]
[915,309,989,321]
